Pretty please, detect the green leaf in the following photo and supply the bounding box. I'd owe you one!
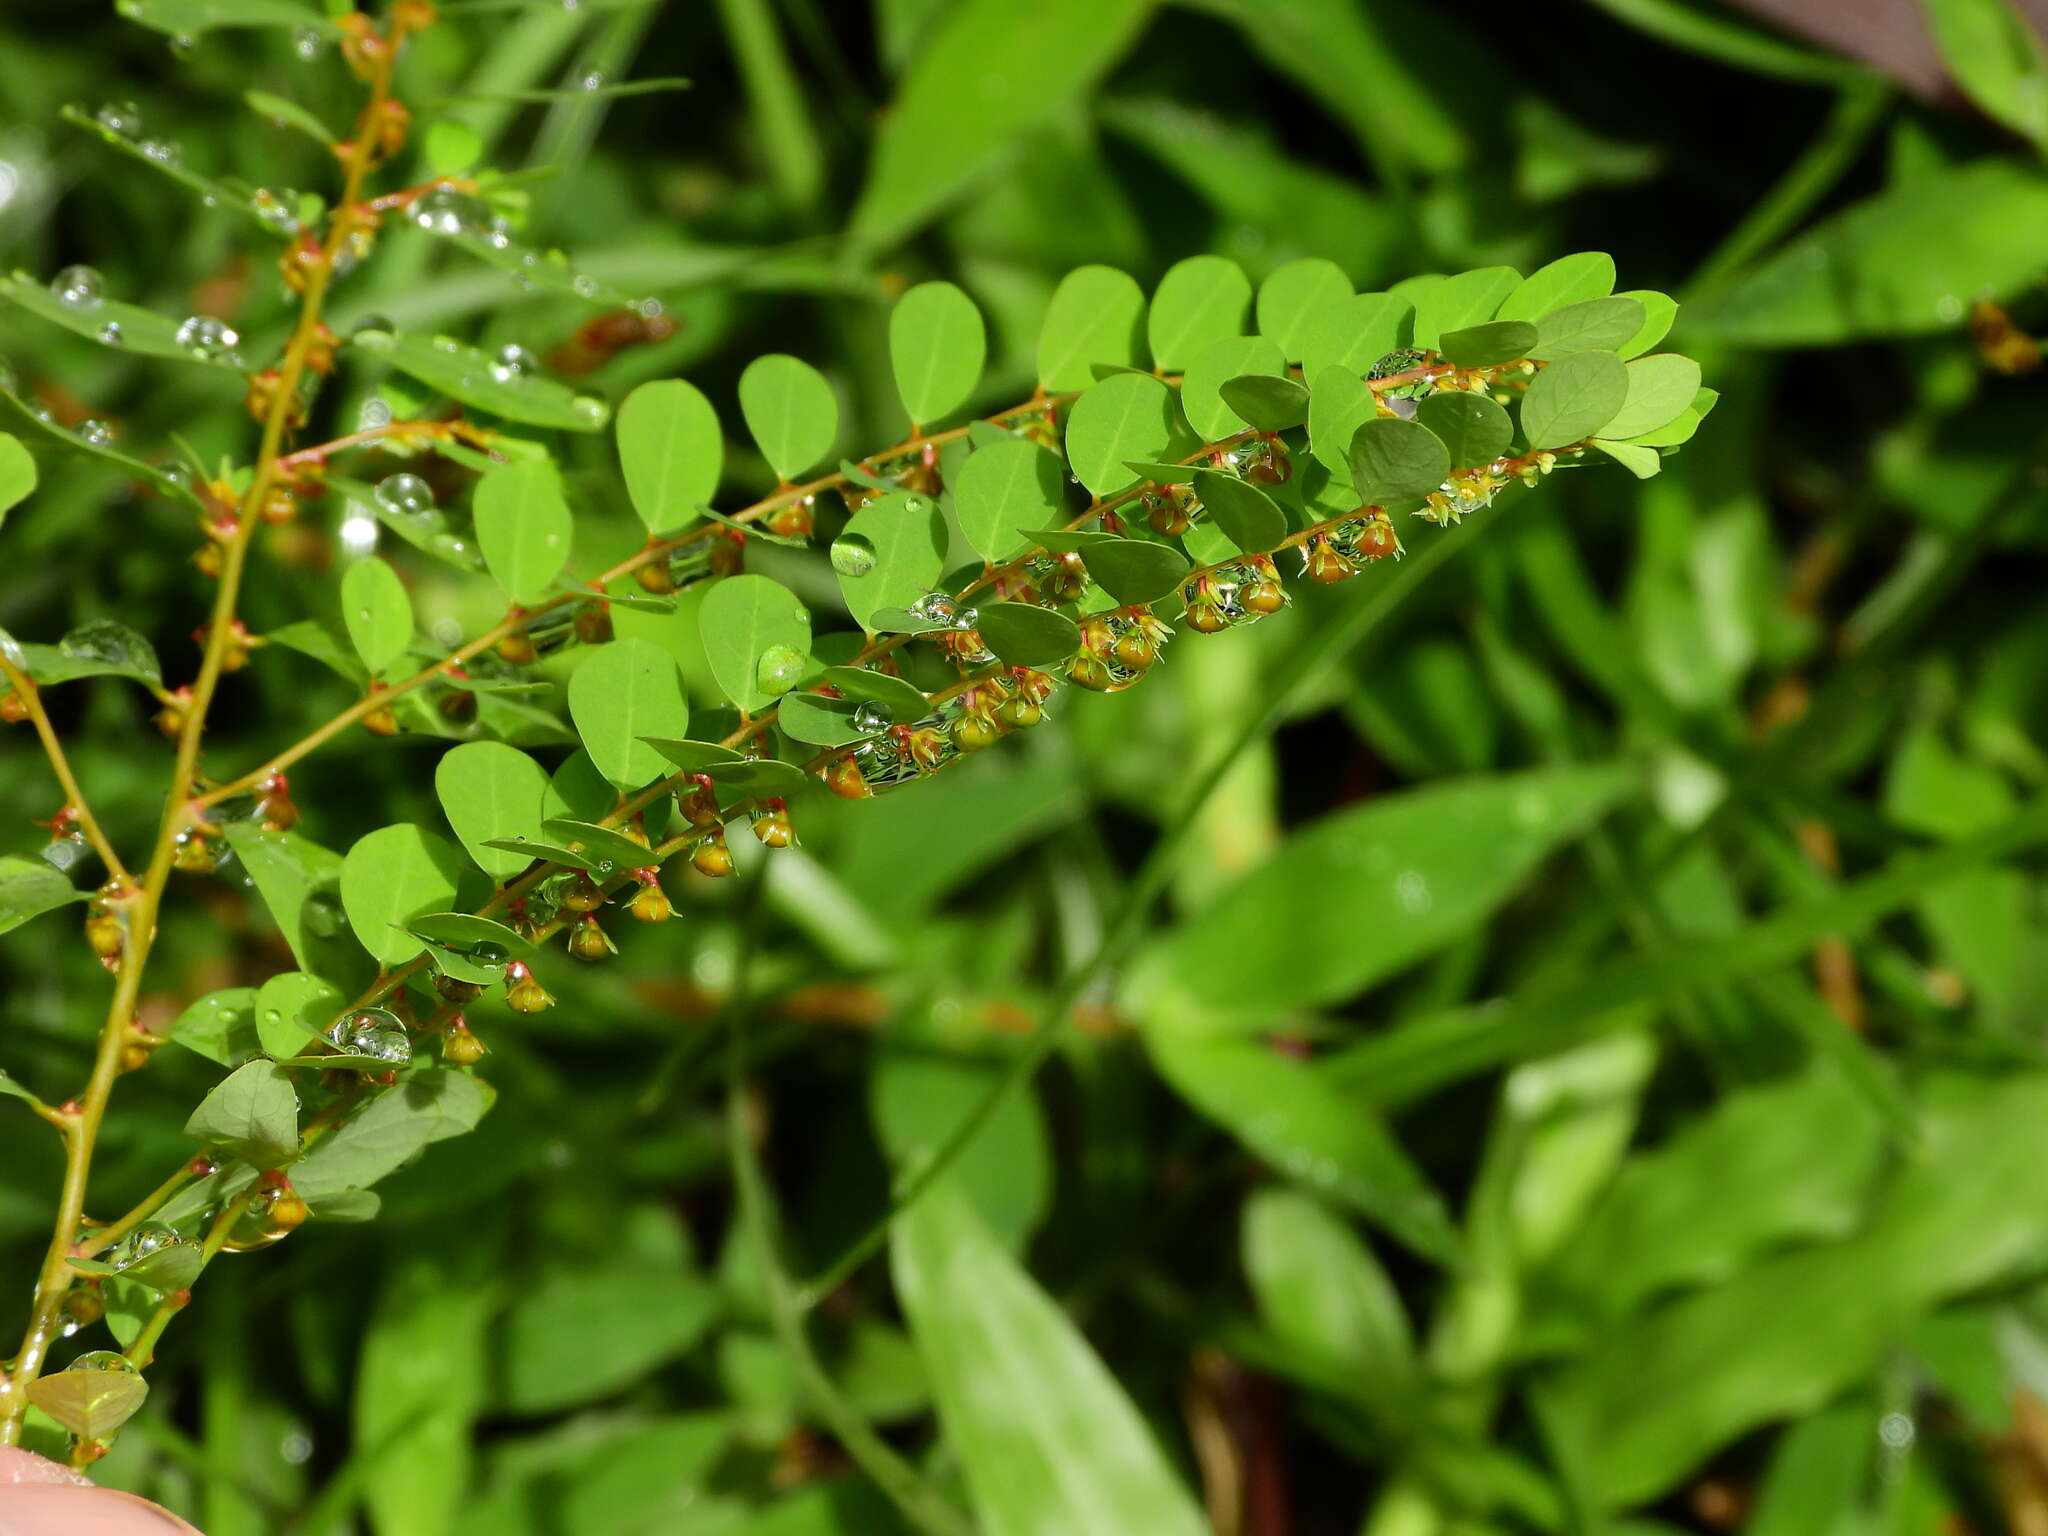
[1189,468,1287,554]
[1599,354,1705,440]
[0,857,84,936]
[404,913,532,957]
[473,460,573,605]
[699,574,812,713]
[349,328,607,431]
[1590,439,1662,478]
[848,0,1154,247]
[1521,352,1628,449]
[893,1178,1210,1536]
[1127,764,1635,1017]
[1414,392,1513,471]
[501,1263,720,1414]
[974,603,1082,666]
[265,617,364,685]
[541,818,659,872]
[339,557,413,678]
[820,666,930,721]
[1063,372,1181,497]
[1147,255,1251,372]
[777,692,874,746]
[1347,417,1452,507]
[15,619,163,687]
[27,1362,147,1440]
[1307,364,1376,482]
[1925,0,2048,146]
[1411,265,1520,351]
[116,0,333,34]
[420,116,478,171]
[739,354,838,483]
[1437,319,1537,369]
[478,837,594,872]
[254,970,342,1059]
[171,987,261,1066]
[1032,267,1146,394]
[568,638,692,788]
[185,1060,300,1167]
[1529,296,1647,359]
[245,88,336,145]
[340,824,468,967]
[1150,1033,1461,1262]
[1255,256,1353,363]
[0,384,203,516]
[1539,1071,2048,1507]
[953,437,1065,563]
[1696,159,2048,345]
[0,269,246,371]
[1297,292,1415,378]
[1243,1187,1417,1412]
[872,1050,1049,1251]
[435,741,553,880]
[0,432,35,525]
[1540,1068,1886,1326]
[1615,289,1678,359]
[1495,251,1616,323]
[291,1069,493,1205]
[890,281,987,426]
[617,379,721,535]
[221,825,356,978]
[1079,538,1190,605]
[1179,335,1285,440]
[1218,374,1310,433]
[835,491,948,632]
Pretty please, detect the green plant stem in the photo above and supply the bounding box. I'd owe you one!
[0,655,129,881]
[75,1162,203,1261]
[1682,77,1891,307]
[721,860,976,1536]
[798,495,1488,1304]
[0,33,402,1444]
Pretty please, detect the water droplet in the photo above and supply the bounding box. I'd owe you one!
[160,462,192,489]
[328,1008,412,1065]
[1394,870,1431,915]
[490,342,536,383]
[375,473,434,517]
[411,186,488,238]
[292,25,324,60]
[95,101,142,138]
[50,265,103,311]
[352,314,394,340]
[359,395,393,429]
[634,296,664,320]
[572,274,599,299]
[908,592,959,625]
[0,355,16,394]
[219,1186,299,1253]
[570,396,605,428]
[830,532,876,578]
[68,1350,139,1376]
[852,702,891,735]
[74,419,113,449]
[251,188,301,236]
[111,1223,185,1271]
[756,644,803,697]
[580,69,605,91]
[98,320,125,347]
[953,605,979,631]
[174,314,239,362]
[470,941,509,967]
[139,138,182,167]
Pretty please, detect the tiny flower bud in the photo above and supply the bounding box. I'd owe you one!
[751,801,795,847]
[504,960,554,1013]
[574,601,614,646]
[708,530,746,578]
[0,689,28,724]
[560,872,606,912]
[691,833,735,878]
[434,975,485,1003]
[569,913,616,960]
[442,1018,487,1066]
[497,625,538,666]
[635,559,678,594]
[822,755,871,799]
[627,870,673,922]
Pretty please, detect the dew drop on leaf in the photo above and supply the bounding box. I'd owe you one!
[174,315,239,362]
[755,644,803,697]
[375,473,434,517]
[50,265,103,311]
[94,101,141,137]
[830,533,876,578]
[853,701,890,735]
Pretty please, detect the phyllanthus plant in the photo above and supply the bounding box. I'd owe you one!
[0,1,1711,1469]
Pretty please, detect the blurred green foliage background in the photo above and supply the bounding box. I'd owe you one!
[4,1,2048,1533]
